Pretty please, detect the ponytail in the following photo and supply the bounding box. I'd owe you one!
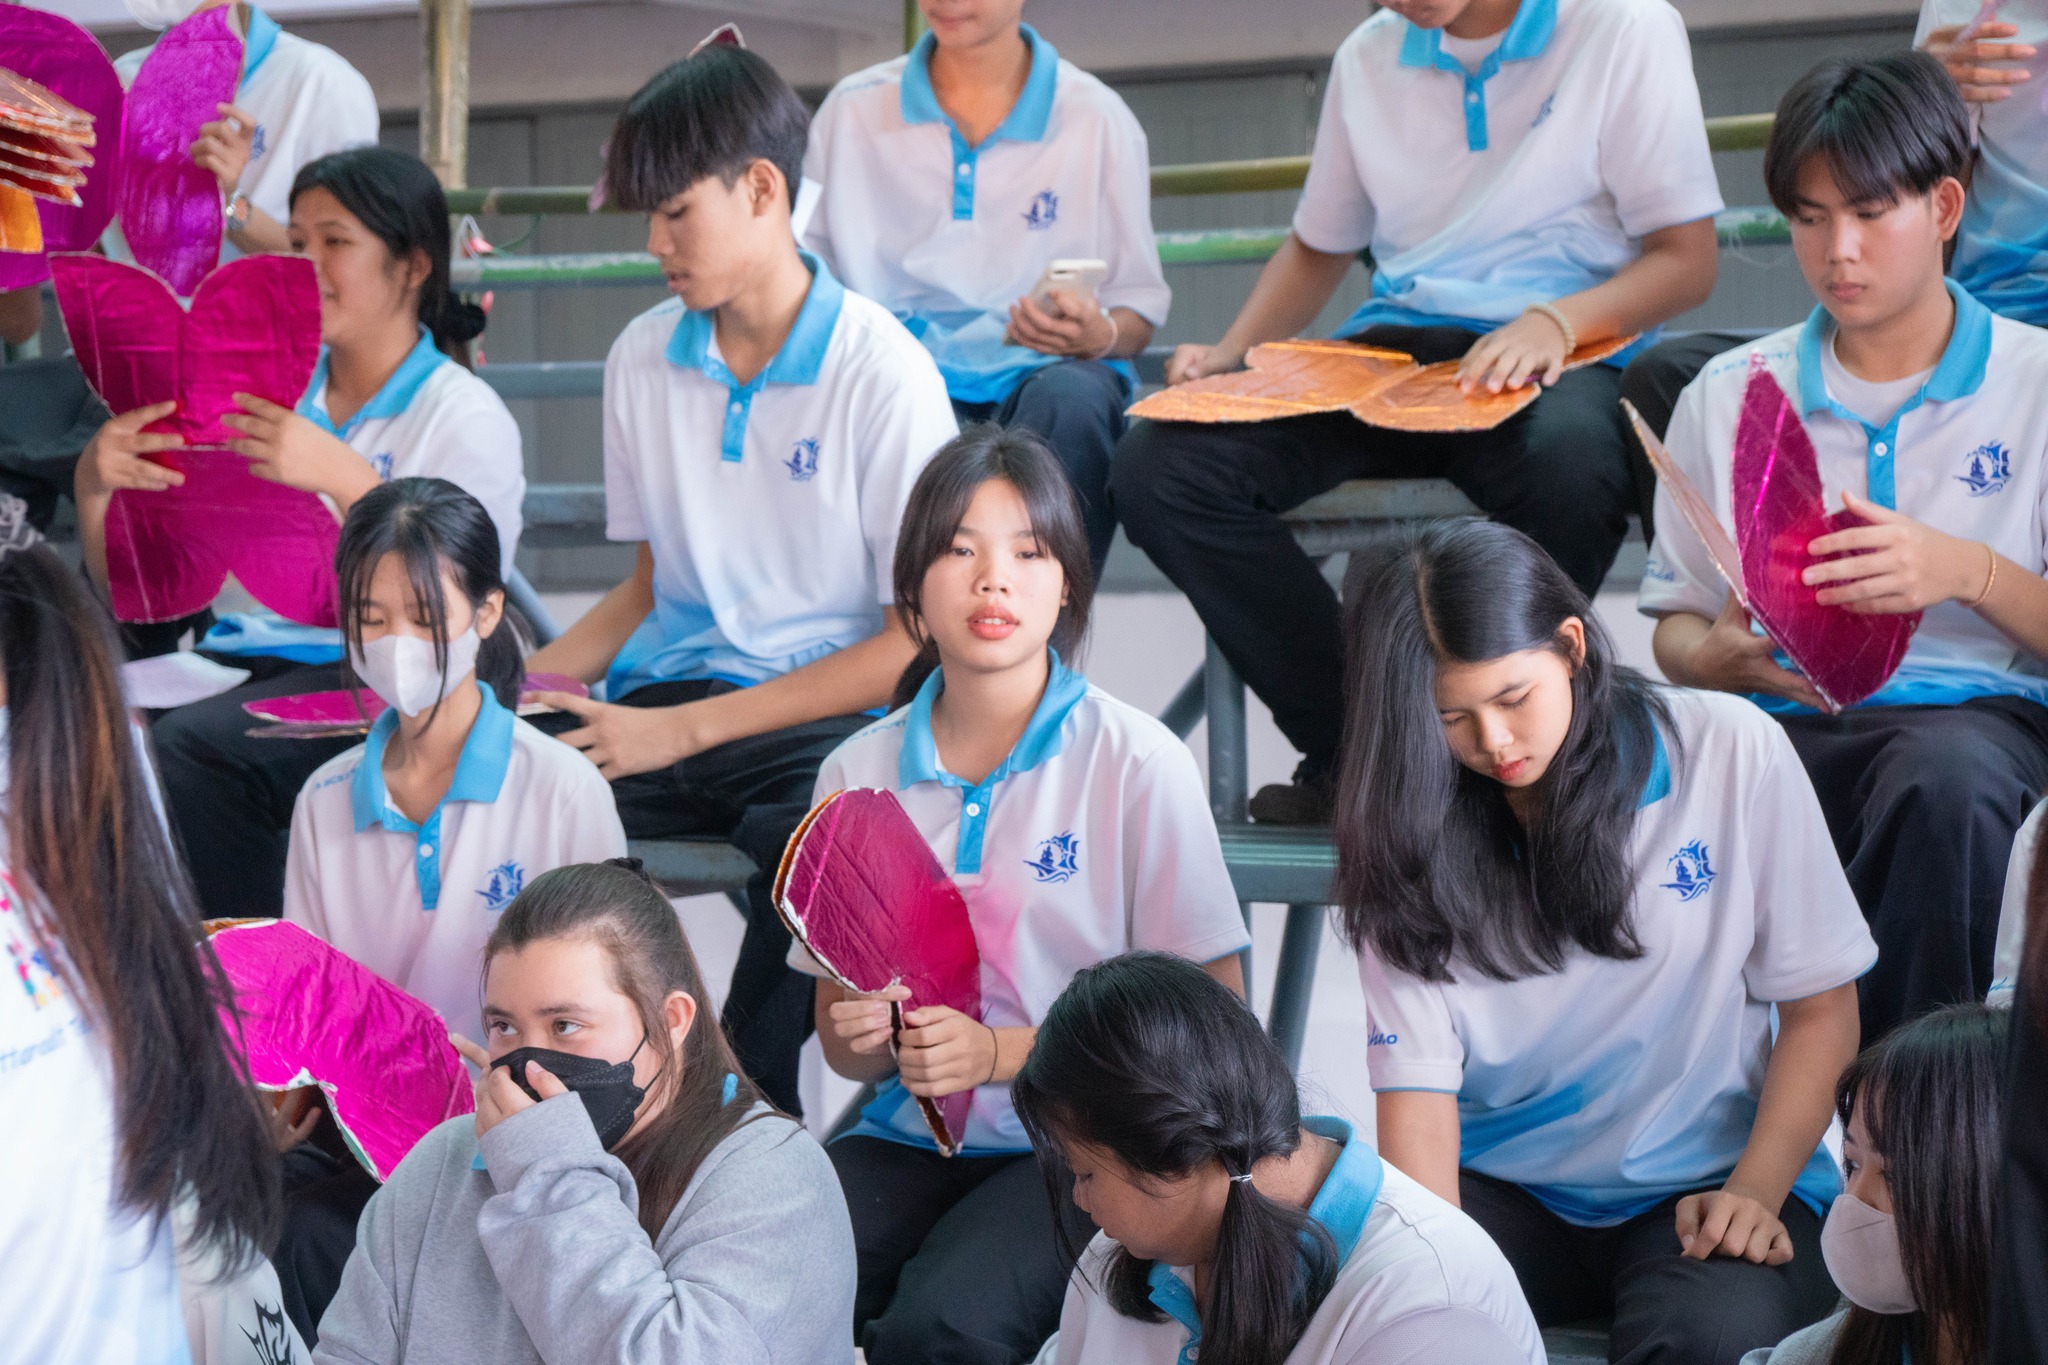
[1013,953,1337,1365]
[290,146,489,369]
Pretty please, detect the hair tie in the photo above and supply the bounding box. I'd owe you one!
[0,494,44,566]
[1229,1172,1254,1184]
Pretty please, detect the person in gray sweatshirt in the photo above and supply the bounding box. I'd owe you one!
[311,858,857,1364]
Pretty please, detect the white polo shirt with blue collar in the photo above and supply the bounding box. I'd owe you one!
[1641,281,2048,711]
[601,254,955,696]
[1294,0,1721,360]
[282,683,626,1038]
[111,8,378,266]
[1357,689,1878,1228]
[800,25,1171,404]
[787,654,1251,1155]
[1035,1118,1543,1365]
[202,329,526,664]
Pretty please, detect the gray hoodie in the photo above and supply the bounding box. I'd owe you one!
[311,1094,855,1365]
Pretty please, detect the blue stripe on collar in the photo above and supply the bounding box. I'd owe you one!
[665,254,846,462]
[1395,0,1556,151]
[240,6,281,86]
[298,328,448,443]
[899,24,1059,144]
[1639,725,1671,808]
[348,683,516,910]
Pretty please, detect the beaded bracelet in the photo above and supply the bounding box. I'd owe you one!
[1522,301,1577,356]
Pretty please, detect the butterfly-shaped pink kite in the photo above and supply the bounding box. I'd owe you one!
[118,4,242,297]
[53,250,333,626]
[776,788,983,1156]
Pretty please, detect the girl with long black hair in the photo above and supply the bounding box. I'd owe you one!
[1741,1003,2008,1365]
[313,859,855,1364]
[1013,951,1542,1365]
[1338,518,1875,1365]
[0,495,281,1363]
[77,143,528,925]
[794,425,1251,1363]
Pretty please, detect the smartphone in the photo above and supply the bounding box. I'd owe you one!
[1028,258,1109,313]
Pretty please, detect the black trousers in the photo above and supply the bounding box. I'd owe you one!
[1615,332,1752,542]
[0,353,105,530]
[831,1135,1091,1365]
[954,358,1129,577]
[154,659,359,921]
[271,1137,379,1346]
[1777,697,2048,1044]
[1992,976,2048,1360]
[1113,325,1633,769]
[1460,1170,1837,1365]
[533,679,868,1118]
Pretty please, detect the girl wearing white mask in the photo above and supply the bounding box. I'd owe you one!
[273,478,620,1342]
[1741,1003,2010,1365]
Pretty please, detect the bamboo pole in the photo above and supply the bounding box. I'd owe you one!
[420,0,471,188]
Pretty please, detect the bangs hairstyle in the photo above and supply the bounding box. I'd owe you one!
[1334,519,1673,983]
[603,44,810,212]
[1764,51,1971,216]
[1012,953,1338,1365]
[1830,1004,2008,1365]
[335,477,523,722]
[291,146,487,365]
[483,859,777,1238]
[889,423,1095,708]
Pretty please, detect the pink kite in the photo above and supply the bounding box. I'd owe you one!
[117,4,241,297]
[776,788,982,1155]
[242,674,592,731]
[52,251,332,625]
[208,919,474,1181]
[0,8,122,288]
[1626,365,1918,712]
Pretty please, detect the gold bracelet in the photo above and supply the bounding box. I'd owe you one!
[1522,301,1577,356]
[1967,542,1998,608]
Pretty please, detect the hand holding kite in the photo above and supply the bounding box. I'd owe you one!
[1803,489,1997,614]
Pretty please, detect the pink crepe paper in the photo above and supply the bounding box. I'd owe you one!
[1626,366,1918,713]
[0,9,123,288]
[53,251,331,625]
[242,674,591,726]
[776,788,982,1155]
[208,919,474,1181]
[118,4,240,297]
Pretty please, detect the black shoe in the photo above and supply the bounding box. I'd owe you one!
[1247,763,1335,826]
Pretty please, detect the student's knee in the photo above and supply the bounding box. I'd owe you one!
[1610,1256,1820,1365]
[1006,360,1124,441]
[1876,720,2032,829]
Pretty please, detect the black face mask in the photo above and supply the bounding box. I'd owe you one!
[492,1035,649,1150]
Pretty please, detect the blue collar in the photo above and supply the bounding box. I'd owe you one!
[665,252,844,387]
[1398,0,1556,71]
[299,327,448,443]
[899,23,1059,145]
[240,6,281,86]
[1144,1117,1383,1362]
[350,682,515,831]
[898,649,1088,790]
[1638,724,1671,808]
[1796,279,1993,418]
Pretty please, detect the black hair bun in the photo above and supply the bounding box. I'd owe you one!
[441,294,489,345]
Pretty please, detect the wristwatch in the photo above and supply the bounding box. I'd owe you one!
[224,190,253,233]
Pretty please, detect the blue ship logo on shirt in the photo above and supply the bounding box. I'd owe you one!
[1023,189,1059,231]
[1025,831,1081,884]
[1956,441,2010,497]
[1532,93,1556,128]
[785,437,820,482]
[250,124,268,161]
[478,861,525,912]
[368,452,396,481]
[1661,841,1716,902]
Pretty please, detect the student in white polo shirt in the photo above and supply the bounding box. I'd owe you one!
[801,0,1170,572]
[1112,0,1723,825]
[795,427,1251,1365]
[76,146,526,924]
[1643,54,2048,1042]
[522,44,957,1118]
[1015,953,1543,1365]
[1340,520,1874,1365]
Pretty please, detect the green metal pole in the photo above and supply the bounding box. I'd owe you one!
[905,0,925,52]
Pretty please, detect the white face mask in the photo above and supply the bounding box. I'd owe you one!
[124,0,208,31]
[1821,1190,1917,1315]
[350,628,481,718]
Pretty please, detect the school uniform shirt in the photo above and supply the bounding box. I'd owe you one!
[1034,1118,1543,1365]
[111,8,379,267]
[800,25,1171,405]
[1640,282,2048,711]
[282,683,626,1037]
[1357,688,1878,1227]
[601,254,956,696]
[787,655,1251,1154]
[1991,800,2044,1005]
[0,729,189,1365]
[202,329,527,664]
[1917,0,2048,325]
[1294,0,1721,358]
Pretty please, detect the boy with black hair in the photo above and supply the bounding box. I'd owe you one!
[1643,50,2048,1042]
[528,44,957,1115]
